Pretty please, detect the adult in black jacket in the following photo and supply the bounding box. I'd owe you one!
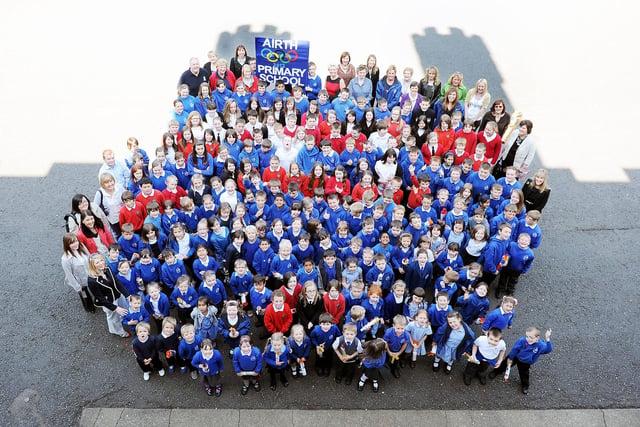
[87,253,130,337]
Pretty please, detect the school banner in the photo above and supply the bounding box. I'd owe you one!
[255,37,309,87]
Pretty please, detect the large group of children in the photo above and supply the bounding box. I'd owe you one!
[61,46,554,398]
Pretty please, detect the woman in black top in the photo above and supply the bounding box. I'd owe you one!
[87,253,130,337]
[522,168,551,212]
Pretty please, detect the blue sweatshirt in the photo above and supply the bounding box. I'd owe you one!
[365,264,395,292]
[191,349,224,376]
[160,259,187,289]
[427,304,453,331]
[297,146,320,175]
[263,344,291,369]
[482,307,515,332]
[253,247,276,276]
[435,252,464,273]
[482,236,510,275]
[170,286,199,312]
[515,219,542,249]
[218,314,251,344]
[390,246,413,270]
[192,256,219,282]
[178,335,203,361]
[121,307,150,333]
[356,229,380,250]
[383,328,411,352]
[229,271,253,296]
[489,213,518,237]
[363,353,386,369]
[198,280,227,306]
[136,258,161,283]
[505,241,534,274]
[232,346,263,373]
[433,276,458,301]
[455,292,490,324]
[249,286,272,313]
[466,172,496,199]
[310,324,341,347]
[288,336,312,359]
[508,336,553,364]
[270,255,300,277]
[117,234,142,260]
[144,293,170,318]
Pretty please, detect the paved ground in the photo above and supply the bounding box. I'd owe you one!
[1,1,639,426]
[79,408,640,427]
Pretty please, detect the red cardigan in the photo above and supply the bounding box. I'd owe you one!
[264,303,293,334]
[323,293,346,324]
[77,226,114,255]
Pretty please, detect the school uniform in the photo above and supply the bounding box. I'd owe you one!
[263,343,290,387]
[178,335,203,373]
[232,346,263,380]
[310,324,341,374]
[191,305,218,340]
[170,286,199,324]
[157,329,184,369]
[482,307,515,333]
[456,292,490,325]
[491,336,553,391]
[132,335,162,373]
[332,335,363,383]
[463,335,506,384]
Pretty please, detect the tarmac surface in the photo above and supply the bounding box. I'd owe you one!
[1,1,639,426]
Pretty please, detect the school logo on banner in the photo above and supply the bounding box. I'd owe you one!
[255,37,309,87]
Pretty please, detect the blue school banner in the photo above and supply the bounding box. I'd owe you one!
[255,37,309,87]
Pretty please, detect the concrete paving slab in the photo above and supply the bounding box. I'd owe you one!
[445,409,605,427]
[78,407,101,427]
[116,409,170,427]
[90,408,123,427]
[170,409,239,426]
[603,409,640,427]
[240,409,292,426]
[81,408,640,427]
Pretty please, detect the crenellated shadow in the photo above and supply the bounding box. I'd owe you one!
[412,27,512,110]
[216,25,292,63]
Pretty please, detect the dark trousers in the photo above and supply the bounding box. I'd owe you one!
[361,366,381,381]
[336,360,356,380]
[316,350,333,371]
[136,355,162,373]
[202,373,221,387]
[176,309,193,325]
[497,268,522,295]
[464,360,492,381]
[79,287,96,313]
[267,365,287,385]
[492,357,531,387]
[164,351,185,368]
[481,271,499,288]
